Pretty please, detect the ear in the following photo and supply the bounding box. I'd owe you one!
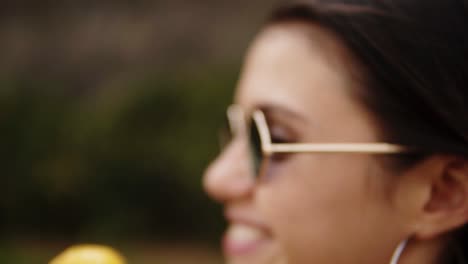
[412,156,468,240]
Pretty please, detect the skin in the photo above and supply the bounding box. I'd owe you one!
[203,22,468,264]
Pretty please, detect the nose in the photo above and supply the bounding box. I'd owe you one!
[203,139,255,203]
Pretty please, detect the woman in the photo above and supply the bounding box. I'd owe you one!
[203,0,468,263]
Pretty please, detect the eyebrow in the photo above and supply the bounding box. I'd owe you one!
[256,103,307,122]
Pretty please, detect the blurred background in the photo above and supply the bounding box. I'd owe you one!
[0,1,279,263]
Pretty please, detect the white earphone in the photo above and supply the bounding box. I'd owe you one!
[389,239,409,264]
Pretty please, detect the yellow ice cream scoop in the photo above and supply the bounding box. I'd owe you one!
[49,244,126,264]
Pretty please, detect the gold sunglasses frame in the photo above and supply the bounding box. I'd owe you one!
[227,104,413,179]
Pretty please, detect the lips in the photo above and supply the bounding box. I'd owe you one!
[223,222,272,256]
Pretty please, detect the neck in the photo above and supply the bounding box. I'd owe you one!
[398,237,446,264]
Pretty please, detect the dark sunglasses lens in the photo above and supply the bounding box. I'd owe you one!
[249,117,263,179]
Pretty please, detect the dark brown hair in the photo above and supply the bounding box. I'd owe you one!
[267,0,468,263]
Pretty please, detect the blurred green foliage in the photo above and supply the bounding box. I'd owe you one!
[0,1,278,262]
[0,65,238,244]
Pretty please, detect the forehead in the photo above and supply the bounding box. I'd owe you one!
[236,22,360,110]
[234,22,378,140]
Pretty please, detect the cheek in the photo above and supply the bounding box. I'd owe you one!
[257,154,394,263]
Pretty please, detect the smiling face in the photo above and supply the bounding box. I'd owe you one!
[203,22,409,264]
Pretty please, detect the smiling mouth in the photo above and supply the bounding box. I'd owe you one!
[223,222,273,257]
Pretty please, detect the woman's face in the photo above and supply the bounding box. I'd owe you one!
[204,23,407,264]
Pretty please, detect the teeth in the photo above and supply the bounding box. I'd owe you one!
[227,224,265,243]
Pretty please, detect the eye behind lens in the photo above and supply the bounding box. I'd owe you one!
[249,117,263,179]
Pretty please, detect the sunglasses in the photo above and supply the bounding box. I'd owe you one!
[223,104,413,180]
